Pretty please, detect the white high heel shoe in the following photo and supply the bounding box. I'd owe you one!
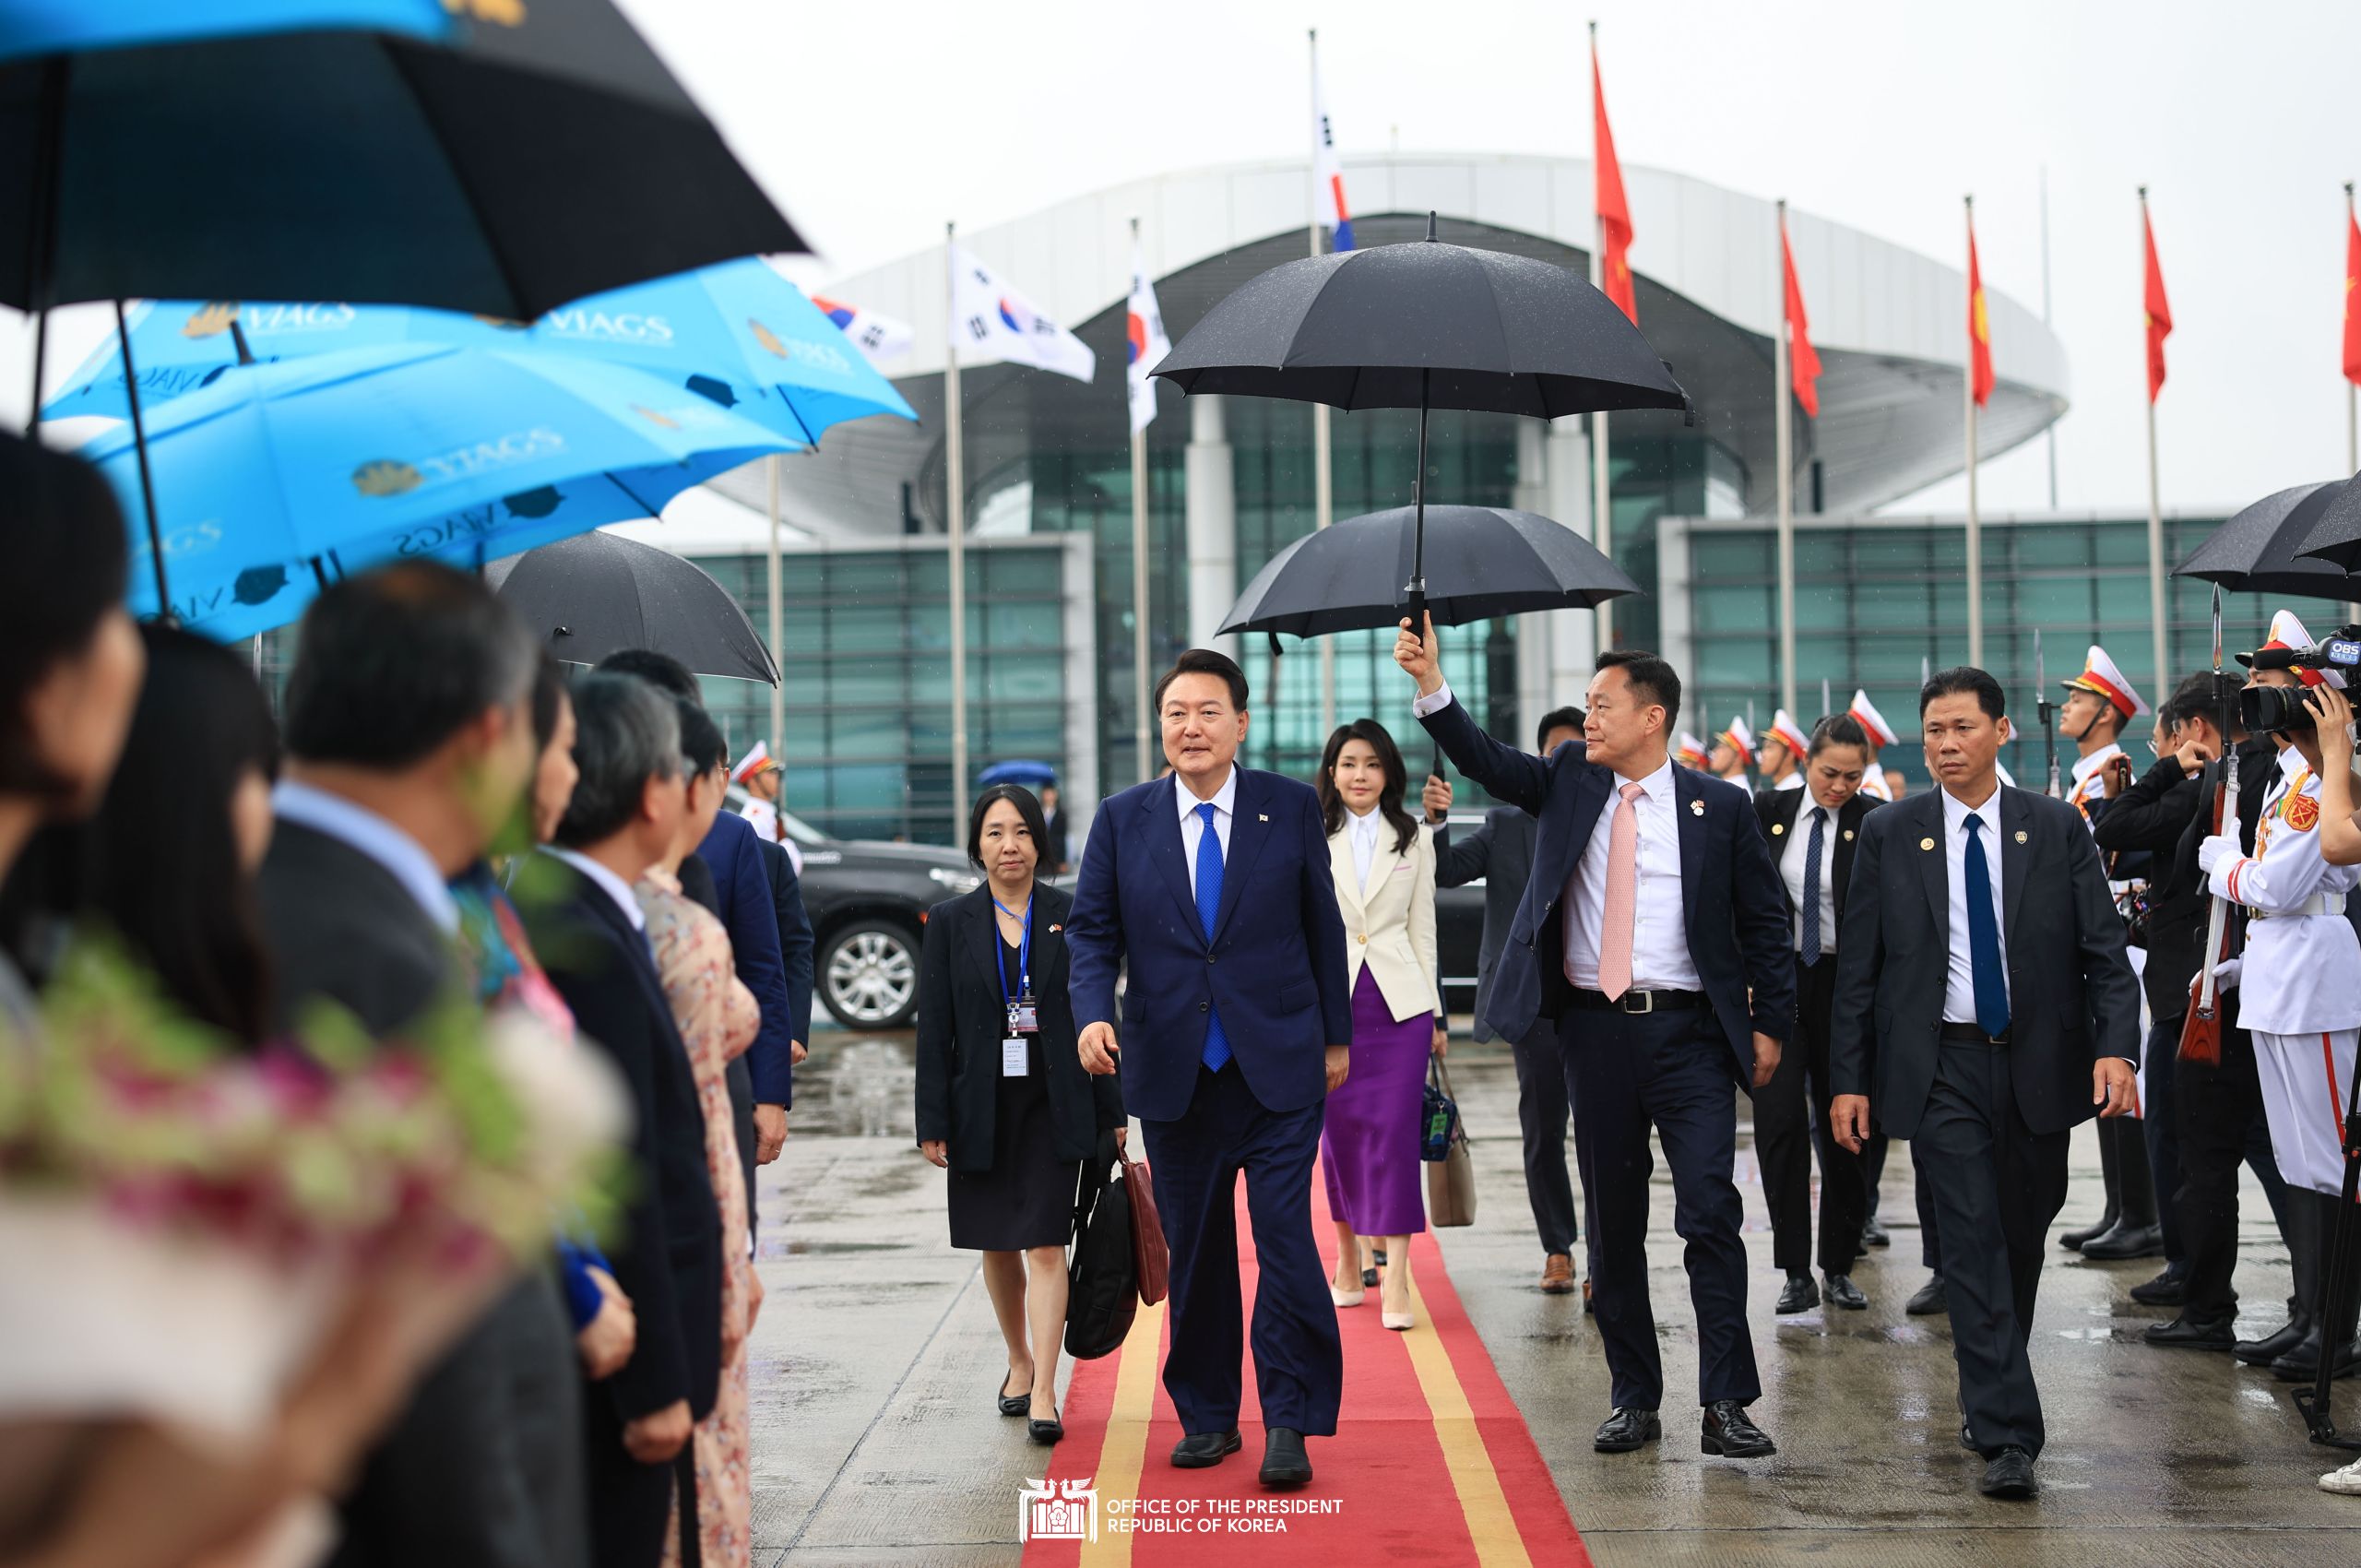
[1382,1308,1416,1331]
[1329,1284,1366,1308]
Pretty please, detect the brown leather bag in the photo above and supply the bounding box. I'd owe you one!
[1121,1141,1169,1305]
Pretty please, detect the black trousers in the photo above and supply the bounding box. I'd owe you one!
[2142,1015,2183,1265]
[2173,1016,2297,1321]
[728,1054,757,1236]
[1916,1036,2070,1460]
[1561,1005,1759,1410]
[1508,1022,1582,1257]
[1871,1133,1944,1269]
[1755,954,1866,1277]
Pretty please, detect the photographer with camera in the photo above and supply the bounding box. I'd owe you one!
[2301,683,2361,867]
[2199,612,2361,1408]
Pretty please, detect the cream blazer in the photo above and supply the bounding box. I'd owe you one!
[1329,814,1444,1025]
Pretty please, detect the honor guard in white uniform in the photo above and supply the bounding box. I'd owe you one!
[1709,715,1756,785]
[1761,709,1811,792]
[2061,645,2149,827]
[1847,689,1899,802]
[1676,731,1711,771]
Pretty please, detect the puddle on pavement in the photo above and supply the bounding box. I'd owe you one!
[792,1029,919,1138]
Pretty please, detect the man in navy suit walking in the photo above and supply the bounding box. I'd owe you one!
[1070,648,1352,1490]
[1394,617,1793,1460]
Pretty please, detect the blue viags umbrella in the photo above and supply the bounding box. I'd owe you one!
[75,342,795,641]
[49,258,917,445]
[0,0,454,62]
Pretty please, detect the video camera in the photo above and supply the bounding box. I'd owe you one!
[2239,624,2361,734]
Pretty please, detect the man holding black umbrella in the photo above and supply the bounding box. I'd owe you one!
[1394,616,1792,1461]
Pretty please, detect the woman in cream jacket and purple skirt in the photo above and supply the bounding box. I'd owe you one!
[1316,719,1447,1330]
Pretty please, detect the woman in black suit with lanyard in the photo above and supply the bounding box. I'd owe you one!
[917,784,1125,1447]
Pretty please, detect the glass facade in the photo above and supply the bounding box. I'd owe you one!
[1676,514,2355,786]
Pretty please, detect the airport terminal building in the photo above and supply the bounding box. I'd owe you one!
[653,152,2320,843]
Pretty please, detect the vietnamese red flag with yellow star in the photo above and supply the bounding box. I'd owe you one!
[2143,208,2172,402]
[1966,220,1994,408]
[2343,201,2361,385]
[1592,43,1636,323]
[1782,215,1821,419]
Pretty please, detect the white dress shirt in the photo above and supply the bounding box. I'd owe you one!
[1345,803,1382,889]
[545,847,648,932]
[1780,801,1840,956]
[273,779,459,933]
[1177,766,1238,888]
[1773,772,1804,792]
[1939,784,2009,1026]
[1563,755,1699,992]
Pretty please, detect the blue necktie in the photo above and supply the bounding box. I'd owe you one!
[1194,802,1232,1071]
[1963,814,2010,1038]
[1800,806,1826,966]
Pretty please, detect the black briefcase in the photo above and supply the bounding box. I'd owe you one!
[1063,1131,1139,1360]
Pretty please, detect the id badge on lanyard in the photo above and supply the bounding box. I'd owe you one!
[997,894,1038,1075]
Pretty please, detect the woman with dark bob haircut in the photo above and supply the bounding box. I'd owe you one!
[914,783,1124,1446]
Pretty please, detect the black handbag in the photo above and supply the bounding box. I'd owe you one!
[1063,1130,1138,1360]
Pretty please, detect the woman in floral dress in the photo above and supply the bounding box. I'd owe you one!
[635,698,763,1568]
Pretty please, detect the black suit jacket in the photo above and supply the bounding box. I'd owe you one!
[1417,695,1796,1083]
[1752,788,1880,952]
[756,837,817,1045]
[1828,785,2142,1139]
[259,820,585,1568]
[520,856,722,1426]
[914,883,1122,1172]
[1435,805,1537,1045]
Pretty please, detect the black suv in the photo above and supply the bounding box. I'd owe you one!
[736,795,982,1032]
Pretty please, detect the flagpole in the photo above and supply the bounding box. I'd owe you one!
[1775,196,1797,718]
[1310,28,1335,738]
[945,220,969,842]
[2141,186,2169,697]
[1589,19,1613,656]
[2347,183,2359,629]
[1964,193,1983,671]
[766,452,785,778]
[1131,216,1155,787]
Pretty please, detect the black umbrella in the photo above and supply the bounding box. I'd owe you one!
[1154,213,1688,630]
[0,0,805,324]
[2298,471,2361,573]
[2173,481,2361,599]
[491,529,780,686]
[1218,505,1640,638]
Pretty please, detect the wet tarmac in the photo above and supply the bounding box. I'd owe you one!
[746,1028,2361,1566]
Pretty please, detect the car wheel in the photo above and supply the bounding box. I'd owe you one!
[822,920,920,1030]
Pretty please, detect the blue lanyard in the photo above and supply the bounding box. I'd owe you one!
[991,893,1032,1007]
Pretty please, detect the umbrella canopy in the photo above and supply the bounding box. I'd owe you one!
[0,0,805,318]
[2173,481,2361,600]
[45,259,918,445]
[1152,217,1691,420]
[491,529,779,686]
[0,0,454,59]
[977,759,1059,789]
[1218,505,1642,639]
[2298,471,2361,573]
[76,341,792,640]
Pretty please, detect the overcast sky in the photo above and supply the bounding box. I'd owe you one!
[8,0,2357,517]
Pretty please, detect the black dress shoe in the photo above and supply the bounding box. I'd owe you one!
[2272,1333,2361,1384]
[2236,1317,2311,1366]
[2079,1221,2164,1261]
[2143,1315,2236,1350]
[1170,1429,1242,1467]
[1259,1427,1312,1489]
[1028,1408,1063,1445]
[1979,1447,2037,1498]
[1906,1275,1950,1316]
[1774,1274,1820,1313]
[1822,1272,1869,1311]
[2058,1207,2118,1250]
[997,1372,1030,1418]
[1594,1407,1662,1453]
[1700,1400,1775,1458]
[1959,1422,1976,1452]
[2129,1265,2188,1307]
[1860,1215,1891,1249]
[1361,1266,1380,1289]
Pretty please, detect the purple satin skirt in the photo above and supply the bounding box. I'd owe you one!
[1321,967,1430,1237]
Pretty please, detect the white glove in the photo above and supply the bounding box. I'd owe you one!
[2197,834,2238,874]
[2211,956,2243,992]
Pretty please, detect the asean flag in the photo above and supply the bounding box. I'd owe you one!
[1967,221,1994,408]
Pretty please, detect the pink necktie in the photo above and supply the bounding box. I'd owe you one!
[1597,781,1645,1000]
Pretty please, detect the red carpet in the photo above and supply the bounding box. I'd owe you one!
[1022,1155,1589,1567]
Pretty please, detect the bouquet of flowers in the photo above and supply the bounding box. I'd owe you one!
[0,939,627,1442]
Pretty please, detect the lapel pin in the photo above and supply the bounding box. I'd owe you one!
[1919,837,1936,851]
[2014,830,2028,844]
[1049,923,1062,932]
[1690,800,1705,816]
[1258,814,1269,822]
[1844,829,1855,841]
[1771,822,1785,836]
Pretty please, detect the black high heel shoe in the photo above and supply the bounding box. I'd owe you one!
[1029,1404,1063,1445]
[996,1371,1029,1418]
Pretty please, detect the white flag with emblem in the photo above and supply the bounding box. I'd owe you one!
[1126,241,1171,432]
[947,243,1096,383]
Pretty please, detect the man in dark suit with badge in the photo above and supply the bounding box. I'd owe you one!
[1830,667,2141,1501]
[1394,616,1793,1462]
